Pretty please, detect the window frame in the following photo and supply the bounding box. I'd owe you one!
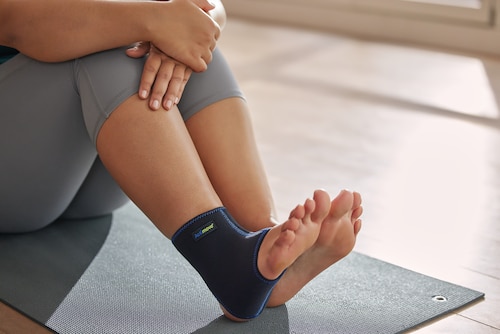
[224,0,500,55]
[264,0,493,25]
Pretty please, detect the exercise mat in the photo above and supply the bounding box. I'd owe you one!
[0,203,484,334]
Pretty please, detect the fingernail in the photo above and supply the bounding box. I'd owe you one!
[174,97,180,104]
[152,99,160,110]
[166,100,173,110]
[140,90,148,99]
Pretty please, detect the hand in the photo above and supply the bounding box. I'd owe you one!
[151,0,220,72]
[127,41,192,111]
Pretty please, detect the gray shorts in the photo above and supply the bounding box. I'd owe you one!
[0,47,244,233]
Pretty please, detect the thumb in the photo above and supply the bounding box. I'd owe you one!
[193,0,216,13]
[125,42,151,58]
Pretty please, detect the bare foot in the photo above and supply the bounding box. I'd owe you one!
[222,190,331,321]
[266,189,363,307]
[257,190,331,280]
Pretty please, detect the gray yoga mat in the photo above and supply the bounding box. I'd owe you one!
[0,203,484,334]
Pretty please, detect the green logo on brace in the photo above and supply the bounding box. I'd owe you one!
[192,221,217,241]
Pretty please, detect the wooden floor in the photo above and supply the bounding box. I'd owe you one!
[217,18,500,333]
[2,18,500,333]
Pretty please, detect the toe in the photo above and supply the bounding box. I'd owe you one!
[353,191,362,208]
[289,204,305,220]
[352,206,363,222]
[311,190,330,222]
[303,198,316,216]
[328,189,354,220]
[282,217,300,233]
[354,219,362,235]
[275,229,296,247]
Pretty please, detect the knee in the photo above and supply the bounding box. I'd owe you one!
[76,47,144,146]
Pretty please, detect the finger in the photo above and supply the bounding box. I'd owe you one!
[162,64,187,110]
[126,41,150,58]
[213,23,221,41]
[194,0,216,12]
[165,66,192,109]
[200,35,217,67]
[176,67,192,104]
[201,50,213,70]
[189,55,208,73]
[139,51,161,101]
[149,60,175,110]
[191,46,214,73]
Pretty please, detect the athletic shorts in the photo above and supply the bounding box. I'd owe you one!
[0,47,244,233]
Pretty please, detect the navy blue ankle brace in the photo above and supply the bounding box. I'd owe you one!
[171,207,284,320]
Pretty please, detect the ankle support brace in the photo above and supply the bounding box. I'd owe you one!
[171,207,283,319]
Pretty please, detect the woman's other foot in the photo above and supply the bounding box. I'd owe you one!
[267,189,363,307]
[257,189,331,280]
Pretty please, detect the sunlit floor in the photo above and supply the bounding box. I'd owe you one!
[218,18,500,333]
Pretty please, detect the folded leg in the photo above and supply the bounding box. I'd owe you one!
[61,158,129,219]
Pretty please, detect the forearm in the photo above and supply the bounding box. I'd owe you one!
[0,0,158,62]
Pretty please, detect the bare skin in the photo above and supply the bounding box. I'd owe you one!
[258,193,330,281]
[267,189,363,307]
[96,95,333,321]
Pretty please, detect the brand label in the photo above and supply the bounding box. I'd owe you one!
[192,221,217,241]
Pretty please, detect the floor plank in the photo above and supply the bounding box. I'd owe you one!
[0,303,52,334]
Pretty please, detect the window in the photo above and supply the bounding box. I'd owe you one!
[225,0,499,55]
[325,0,492,24]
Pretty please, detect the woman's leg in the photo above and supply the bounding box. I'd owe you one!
[186,98,362,306]
[91,48,331,320]
[179,49,362,306]
[0,55,98,232]
[95,92,330,320]
[185,97,278,228]
[177,48,277,228]
[60,158,130,219]
[0,46,330,319]
[0,45,154,232]
[185,97,363,307]
[96,96,222,237]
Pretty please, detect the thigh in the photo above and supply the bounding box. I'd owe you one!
[61,158,130,219]
[0,55,97,232]
[0,49,143,232]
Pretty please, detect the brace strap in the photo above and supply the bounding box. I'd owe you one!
[172,207,283,319]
